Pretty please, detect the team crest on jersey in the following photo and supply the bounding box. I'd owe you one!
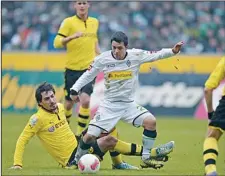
[107,71,132,80]
[126,60,131,67]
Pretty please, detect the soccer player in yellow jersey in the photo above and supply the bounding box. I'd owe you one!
[53,1,134,169]
[53,0,100,136]
[10,82,172,170]
[203,56,225,176]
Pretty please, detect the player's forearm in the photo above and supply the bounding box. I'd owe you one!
[54,35,76,48]
[144,48,177,63]
[95,42,101,56]
[13,129,34,166]
[154,48,177,61]
[204,88,214,112]
[71,69,98,92]
[13,136,29,166]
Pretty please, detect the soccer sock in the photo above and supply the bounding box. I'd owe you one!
[65,108,72,124]
[114,139,143,156]
[75,138,92,163]
[203,137,218,174]
[76,106,90,136]
[109,128,124,165]
[91,141,106,161]
[142,129,157,160]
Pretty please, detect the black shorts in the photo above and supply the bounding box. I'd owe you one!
[209,96,225,132]
[64,68,96,101]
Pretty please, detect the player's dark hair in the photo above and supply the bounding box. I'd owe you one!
[110,31,128,47]
[35,82,55,104]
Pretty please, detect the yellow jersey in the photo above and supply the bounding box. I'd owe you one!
[13,103,77,167]
[54,15,99,70]
[205,56,225,96]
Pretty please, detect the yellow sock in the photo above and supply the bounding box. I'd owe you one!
[108,128,123,165]
[203,137,218,174]
[76,106,90,136]
[65,108,72,123]
[114,139,142,155]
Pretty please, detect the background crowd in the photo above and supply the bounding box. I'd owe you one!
[2,1,225,53]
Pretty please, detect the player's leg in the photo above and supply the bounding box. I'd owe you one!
[76,77,95,136]
[122,103,174,169]
[108,128,139,169]
[64,69,77,124]
[74,102,122,164]
[203,96,225,176]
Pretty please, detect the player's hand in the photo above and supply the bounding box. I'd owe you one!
[9,165,22,170]
[71,32,83,39]
[172,41,184,54]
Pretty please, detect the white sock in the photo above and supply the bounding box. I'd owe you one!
[142,134,155,160]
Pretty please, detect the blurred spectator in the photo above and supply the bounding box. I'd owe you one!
[2,1,225,53]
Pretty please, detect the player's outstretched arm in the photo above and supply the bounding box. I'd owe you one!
[140,41,184,63]
[70,57,104,101]
[11,115,40,169]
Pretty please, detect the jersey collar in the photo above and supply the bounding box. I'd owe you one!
[111,51,128,60]
[76,15,89,22]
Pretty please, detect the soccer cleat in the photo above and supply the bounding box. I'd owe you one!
[64,160,78,170]
[206,171,217,176]
[152,141,175,162]
[112,162,139,170]
[140,158,164,169]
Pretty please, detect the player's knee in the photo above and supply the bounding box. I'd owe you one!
[103,136,118,150]
[80,93,91,107]
[64,100,74,110]
[207,128,222,140]
[142,116,156,130]
[83,134,96,144]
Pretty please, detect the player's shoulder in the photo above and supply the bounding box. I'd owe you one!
[88,16,99,23]
[127,48,145,57]
[95,50,112,62]
[28,114,39,127]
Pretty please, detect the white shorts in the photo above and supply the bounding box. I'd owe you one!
[87,100,154,137]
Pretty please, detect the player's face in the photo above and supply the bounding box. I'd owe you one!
[111,41,127,60]
[75,1,89,16]
[40,91,57,111]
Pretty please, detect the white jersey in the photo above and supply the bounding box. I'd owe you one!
[71,48,176,102]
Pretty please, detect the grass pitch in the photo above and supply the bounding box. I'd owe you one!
[2,113,225,175]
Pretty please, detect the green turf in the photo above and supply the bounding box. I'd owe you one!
[2,113,225,175]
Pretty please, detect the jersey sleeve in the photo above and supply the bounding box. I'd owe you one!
[205,57,225,90]
[13,115,42,166]
[71,56,104,92]
[137,48,176,64]
[53,19,70,48]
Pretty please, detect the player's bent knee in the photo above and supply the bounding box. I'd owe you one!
[142,116,156,130]
[79,93,91,107]
[103,136,118,150]
[83,134,96,143]
[64,100,74,110]
[207,128,223,140]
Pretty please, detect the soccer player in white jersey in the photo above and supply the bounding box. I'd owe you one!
[70,31,184,168]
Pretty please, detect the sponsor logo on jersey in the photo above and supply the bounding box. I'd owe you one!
[107,71,132,80]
